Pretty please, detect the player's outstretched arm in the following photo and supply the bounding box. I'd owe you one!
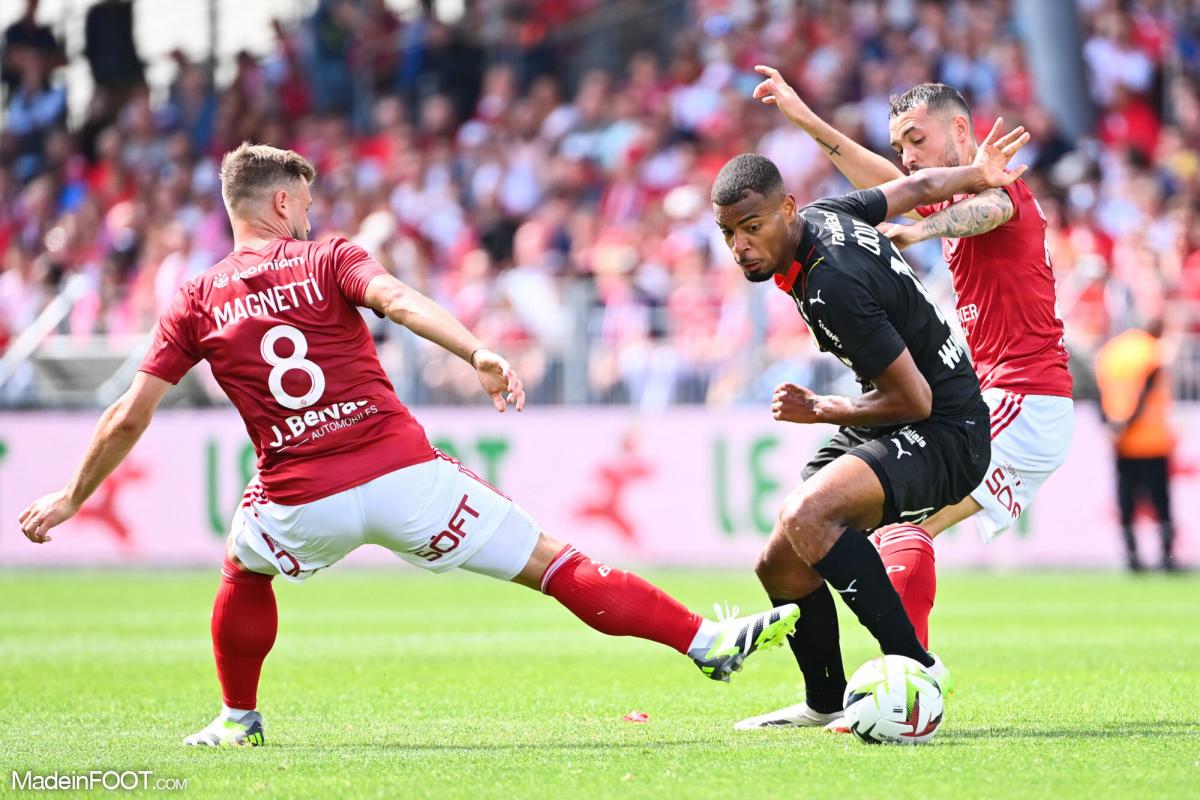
[879,188,1015,250]
[772,349,932,428]
[363,274,524,412]
[875,118,1028,220]
[19,372,169,543]
[752,66,907,190]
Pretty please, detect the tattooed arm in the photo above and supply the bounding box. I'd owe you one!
[882,188,1015,250]
[751,65,907,194]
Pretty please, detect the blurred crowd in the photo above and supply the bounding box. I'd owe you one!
[2,0,1199,407]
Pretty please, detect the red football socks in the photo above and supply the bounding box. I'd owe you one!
[875,526,936,648]
[540,545,703,653]
[211,558,278,710]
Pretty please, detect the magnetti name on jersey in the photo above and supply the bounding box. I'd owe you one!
[212,276,326,331]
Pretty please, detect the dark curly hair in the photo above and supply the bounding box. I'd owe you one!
[711,154,784,206]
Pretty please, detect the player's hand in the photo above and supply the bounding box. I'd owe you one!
[752,65,814,127]
[772,383,822,424]
[973,117,1029,190]
[878,221,923,251]
[472,348,525,413]
[18,490,79,544]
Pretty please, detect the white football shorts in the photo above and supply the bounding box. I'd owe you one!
[229,451,541,582]
[971,388,1074,542]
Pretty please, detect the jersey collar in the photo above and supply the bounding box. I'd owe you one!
[773,241,820,294]
[773,260,804,293]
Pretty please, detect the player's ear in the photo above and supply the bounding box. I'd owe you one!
[781,193,797,219]
[273,188,289,217]
[955,114,973,143]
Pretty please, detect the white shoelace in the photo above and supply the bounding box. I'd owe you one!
[713,601,741,623]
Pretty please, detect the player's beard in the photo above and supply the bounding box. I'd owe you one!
[942,140,961,168]
[291,225,308,241]
[743,268,774,283]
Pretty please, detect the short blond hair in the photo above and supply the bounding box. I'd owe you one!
[218,142,316,213]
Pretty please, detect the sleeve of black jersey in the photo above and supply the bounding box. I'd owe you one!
[809,187,889,226]
[809,272,906,380]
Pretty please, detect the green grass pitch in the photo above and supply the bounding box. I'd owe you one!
[1,569,1197,799]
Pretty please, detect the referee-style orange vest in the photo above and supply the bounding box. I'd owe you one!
[1095,329,1175,459]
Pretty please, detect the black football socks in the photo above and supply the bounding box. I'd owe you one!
[1122,524,1143,571]
[813,528,933,668]
[771,584,845,714]
[1161,522,1177,571]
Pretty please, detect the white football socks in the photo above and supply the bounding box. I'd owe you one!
[686,619,720,657]
[221,705,253,721]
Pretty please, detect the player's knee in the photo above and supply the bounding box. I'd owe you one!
[779,488,846,562]
[778,487,824,537]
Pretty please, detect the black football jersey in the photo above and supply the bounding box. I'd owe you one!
[773,188,984,422]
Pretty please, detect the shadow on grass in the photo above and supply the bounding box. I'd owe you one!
[943,720,1198,742]
[252,739,713,753]
[178,722,1199,754]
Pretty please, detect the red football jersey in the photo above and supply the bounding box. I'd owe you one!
[917,179,1073,397]
[139,236,434,504]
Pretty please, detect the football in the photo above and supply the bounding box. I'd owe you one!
[843,655,944,745]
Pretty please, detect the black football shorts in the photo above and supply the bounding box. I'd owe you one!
[801,412,991,528]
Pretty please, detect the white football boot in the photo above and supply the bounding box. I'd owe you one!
[183,710,265,747]
[690,604,801,683]
[735,702,844,730]
[824,715,852,734]
[924,652,954,696]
